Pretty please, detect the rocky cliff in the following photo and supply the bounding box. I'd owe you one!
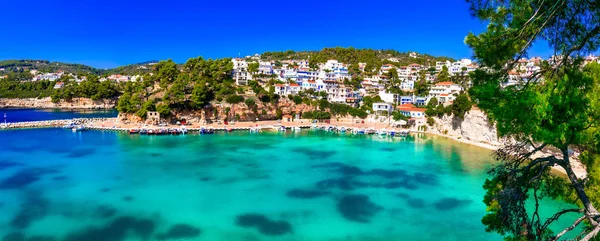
[0,97,116,109]
[427,107,508,149]
[117,99,316,124]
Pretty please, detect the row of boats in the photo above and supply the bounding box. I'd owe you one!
[65,123,409,137]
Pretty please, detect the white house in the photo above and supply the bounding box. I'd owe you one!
[232,58,251,85]
[428,82,462,103]
[397,103,426,118]
[372,103,393,115]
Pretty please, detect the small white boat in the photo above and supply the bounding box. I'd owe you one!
[339,127,346,133]
[366,128,376,135]
[72,125,85,132]
[292,126,302,132]
[311,125,319,130]
[250,127,260,133]
[279,126,286,132]
[377,129,388,136]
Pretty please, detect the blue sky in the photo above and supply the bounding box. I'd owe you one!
[0,0,553,68]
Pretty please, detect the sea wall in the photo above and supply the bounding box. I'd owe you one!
[0,97,116,109]
[427,107,508,149]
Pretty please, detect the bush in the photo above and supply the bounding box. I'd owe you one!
[451,93,472,119]
[427,117,435,126]
[293,95,302,104]
[302,111,331,120]
[226,95,244,104]
[245,98,256,107]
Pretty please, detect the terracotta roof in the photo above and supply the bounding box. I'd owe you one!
[440,94,449,97]
[435,82,456,86]
[275,84,285,87]
[282,114,293,118]
[289,84,299,87]
[398,106,426,112]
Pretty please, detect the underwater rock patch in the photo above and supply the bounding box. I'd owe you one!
[26,236,56,241]
[11,191,48,229]
[0,167,58,189]
[286,189,330,199]
[0,160,23,171]
[292,148,336,160]
[406,198,426,208]
[51,176,67,181]
[336,194,382,223]
[63,216,156,241]
[235,213,293,236]
[122,196,134,202]
[156,224,201,240]
[66,148,95,158]
[95,205,117,219]
[2,232,25,241]
[434,198,472,211]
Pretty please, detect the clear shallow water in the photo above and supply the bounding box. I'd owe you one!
[0,129,579,241]
[0,108,117,123]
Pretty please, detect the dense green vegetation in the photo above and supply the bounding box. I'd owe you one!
[466,0,600,240]
[260,47,454,74]
[0,80,55,98]
[0,60,157,76]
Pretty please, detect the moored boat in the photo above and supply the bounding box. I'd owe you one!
[129,129,140,134]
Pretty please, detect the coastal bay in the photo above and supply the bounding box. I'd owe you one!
[0,128,579,241]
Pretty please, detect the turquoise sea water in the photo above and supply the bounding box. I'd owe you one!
[0,129,579,241]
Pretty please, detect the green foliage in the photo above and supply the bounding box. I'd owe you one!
[437,65,450,82]
[244,98,256,107]
[248,62,259,73]
[292,95,302,104]
[450,93,472,119]
[156,103,171,116]
[426,117,435,126]
[360,95,383,111]
[466,0,600,239]
[302,111,331,120]
[226,95,244,104]
[392,111,408,121]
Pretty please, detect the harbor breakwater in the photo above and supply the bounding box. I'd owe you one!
[0,118,114,129]
[0,97,116,109]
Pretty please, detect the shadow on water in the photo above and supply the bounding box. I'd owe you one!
[63,216,156,241]
[336,194,382,223]
[286,189,330,199]
[292,148,336,160]
[11,191,48,229]
[156,224,201,240]
[235,213,293,236]
[0,160,23,171]
[0,167,60,189]
[66,148,95,158]
[312,162,438,191]
[434,198,473,211]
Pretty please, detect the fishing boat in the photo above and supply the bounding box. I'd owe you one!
[377,129,388,136]
[292,126,302,132]
[396,130,410,137]
[278,126,286,132]
[140,129,148,135]
[388,130,396,137]
[180,127,187,135]
[311,125,319,130]
[339,127,347,133]
[366,128,376,135]
[63,122,76,129]
[129,129,140,134]
[71,125,85,132]
[250,127,260,133]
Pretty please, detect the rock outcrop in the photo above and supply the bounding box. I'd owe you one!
[117,99,317,125]
[427,107,508,148]
[0,97,116,109]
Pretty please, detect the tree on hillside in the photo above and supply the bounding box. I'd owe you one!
[466,1,600,240]
[437,65,450,82]
[248,62,259,75]
[155,59,179,89]
[387,68,399,88]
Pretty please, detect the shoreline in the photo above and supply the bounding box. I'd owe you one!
[1,117,586,179]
